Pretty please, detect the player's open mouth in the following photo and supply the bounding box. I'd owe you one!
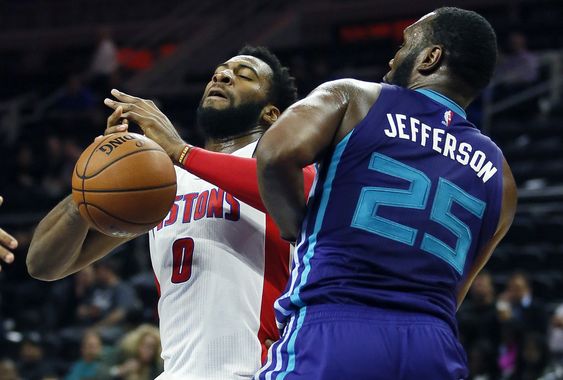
[207,89,228,100]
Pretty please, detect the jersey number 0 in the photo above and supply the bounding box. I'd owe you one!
[171,238,194,283]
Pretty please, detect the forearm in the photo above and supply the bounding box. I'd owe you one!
[257,159,306,241]
[27,196,89,280]
[27,195,130,281]
[182,147,266,210]
[182,147,315,212]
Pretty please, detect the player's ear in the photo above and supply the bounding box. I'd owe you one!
[261,105,280,126]
[418,45,444,74]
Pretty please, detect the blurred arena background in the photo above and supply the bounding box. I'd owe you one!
[0,0,562,379]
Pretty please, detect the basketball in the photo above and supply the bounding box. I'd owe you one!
[72,132,177,237]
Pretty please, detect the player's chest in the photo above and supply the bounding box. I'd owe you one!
[151,174,264,244]
[154,182,242,232]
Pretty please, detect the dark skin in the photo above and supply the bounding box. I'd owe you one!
[103,55,280,158]
[0,196,18,271]
[256,13,517,307]
[26,55,281,281]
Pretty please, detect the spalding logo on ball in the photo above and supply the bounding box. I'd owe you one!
[72,132,177,237]
[97,134,138,155]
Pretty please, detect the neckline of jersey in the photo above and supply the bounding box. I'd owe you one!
[414,88,467,119]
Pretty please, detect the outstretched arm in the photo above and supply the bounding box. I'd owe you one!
[27,196,133,281]
[181,147,316,211]
[27,110,135,281]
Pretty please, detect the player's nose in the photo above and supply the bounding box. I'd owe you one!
[212,70,234,85]
[388,59,394,69]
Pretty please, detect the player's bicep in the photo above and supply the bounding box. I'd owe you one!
[258,82,349,168]
[456,158,517,307]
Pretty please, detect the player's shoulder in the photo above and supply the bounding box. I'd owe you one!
[314,79,381,98]
[312,79,383,116]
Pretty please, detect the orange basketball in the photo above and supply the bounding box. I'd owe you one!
[72,132,177,237]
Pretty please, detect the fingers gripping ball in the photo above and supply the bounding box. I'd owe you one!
[72,133,177,237]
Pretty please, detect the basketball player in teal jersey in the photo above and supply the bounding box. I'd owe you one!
[256,7,517,380]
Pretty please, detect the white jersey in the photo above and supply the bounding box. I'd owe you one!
[149,142,290,380]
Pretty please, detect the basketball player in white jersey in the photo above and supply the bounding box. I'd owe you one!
[27,46,314,379]
[0,196,18,271]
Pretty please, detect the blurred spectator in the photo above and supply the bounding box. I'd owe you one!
[42,136,82,202]
[41,135,68,200]
[498,271,548,334]
[498,321,522,379]
[0,358,20,380]
[467,340,498,380]
[492,31,541,118]
[510,333,550,380]
[13,144,43,198]
[89,27,119,95]
[458,272,501,350]
[58,258,140,349]
[549,304,563,365]
[85,258,141,343]
[16,336,57,380]
[45,266,96,333]
[496,31,540,87]
[106,324,163,380]
[65,330,107,380]
[55,75,96,113]
[63,138,83,167]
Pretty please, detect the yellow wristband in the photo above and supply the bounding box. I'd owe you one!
[178,145,192,166]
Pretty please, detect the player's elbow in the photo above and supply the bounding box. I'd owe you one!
[26,248,62,281]
[256,139,299,174]
[256,144,282,172]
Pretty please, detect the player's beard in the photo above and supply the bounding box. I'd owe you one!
[386,48,419,88]
[196,100,267,140]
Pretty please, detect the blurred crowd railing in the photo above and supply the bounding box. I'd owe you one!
[482,50,563,133]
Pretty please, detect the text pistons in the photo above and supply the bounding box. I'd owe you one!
[156,188,240,231]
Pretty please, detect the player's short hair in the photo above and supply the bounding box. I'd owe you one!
[425,7,497,95]
[238,45,298,112]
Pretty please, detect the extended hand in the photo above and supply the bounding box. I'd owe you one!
[0,196,18,271]
[104,89,187,162]
[94,105,129,143]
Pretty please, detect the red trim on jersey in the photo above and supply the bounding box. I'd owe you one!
[258,215,290,362]
[182,147,315,212]
[153,273,161,296]
[153,272,161,321]
[181,146,316,362]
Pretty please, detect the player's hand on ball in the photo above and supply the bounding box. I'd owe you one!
[94,106,129,143]
[0,196,17,271]
[105,105,129,135]
[104,89,187,163]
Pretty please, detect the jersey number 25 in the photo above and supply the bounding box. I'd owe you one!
[352,153,486,274]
